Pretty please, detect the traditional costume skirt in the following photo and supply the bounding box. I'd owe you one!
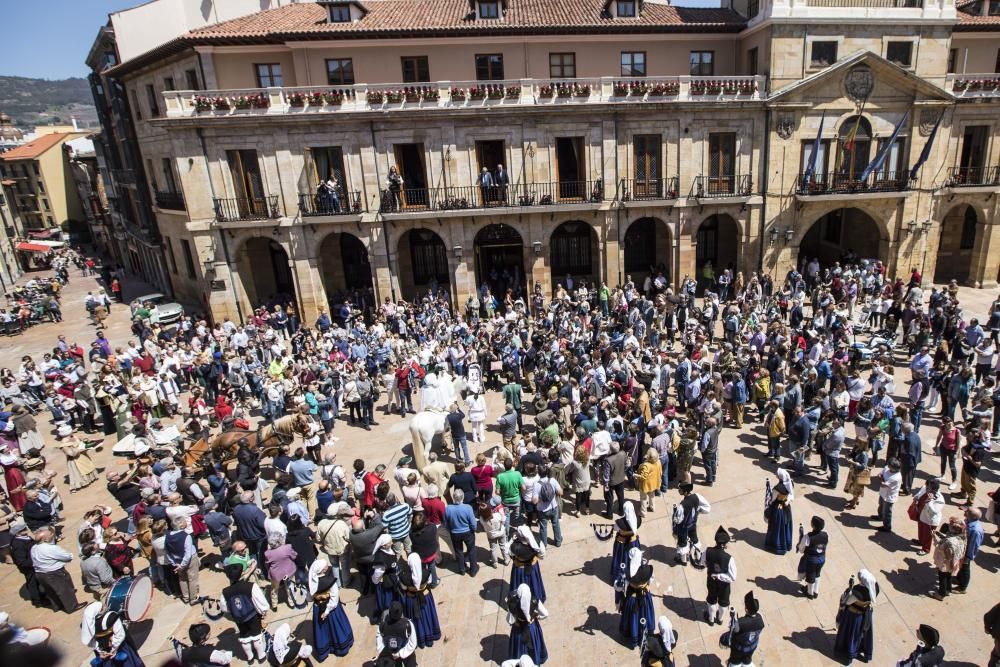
[765,503,793,555]
[90,643,145,667]
[374,583,401,616]
[402,587,441,648]
[835,605,874,661]
[619,586,656,649]
[611,533,641,579]
[509,620,547,665]
[510,558,546,603]
[312,598,354,660]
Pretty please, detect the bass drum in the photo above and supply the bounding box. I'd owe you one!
[104,574,154,622]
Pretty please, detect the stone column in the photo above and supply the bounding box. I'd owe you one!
[605,209,621,287]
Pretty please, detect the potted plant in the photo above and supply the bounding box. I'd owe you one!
[386,89,404,103]
[614,81,630,97]
[422,87,440,101]
[233,96,252,110]
[723,80,739,95]
[952,79,968,92]
[367,90,385,104]
[450,86,467,101]
[288,92,306,107]
[690,81,706,95]
[323,90,344,105]
[556,83,573,97]
[539,84,554,98]
[194,96,213,112]
[469,85,487,100]
[505,86,520,99]
[487,85,505,99]
[738,80,757,95]
[249,93,269,109]
[212,97,231,111]
[706,80,723,95]
[574,83,591,97]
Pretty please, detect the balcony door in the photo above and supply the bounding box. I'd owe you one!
[633,135,661,198]
[226,149,267,217]
[836,115,871,182]
[708,133,736,194]
[555,137,585,200]
[310,147,347,193]
[475,140,506,205]
[393,143,428,208]
[959,126,988,182]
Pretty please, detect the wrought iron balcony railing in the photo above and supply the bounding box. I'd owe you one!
[694,174,753,198]
[213,195,280,222]
[618,177,680,201]
[154,190,185,211]
[796,170,910,195]
[947,166,1000,188]
[378,181,605,214]
[297,191,364,216]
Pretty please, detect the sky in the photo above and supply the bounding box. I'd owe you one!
[0,1,142,80]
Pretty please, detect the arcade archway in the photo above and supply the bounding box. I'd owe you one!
[398,228,449,300]
[240,237,295,309]
[800,207,883,268]
[935,205,979,284]
[550,220,600,292]
[474,224,526,304]
[319,232,374,311]
[695,214,739,291]
[624,217,672,287]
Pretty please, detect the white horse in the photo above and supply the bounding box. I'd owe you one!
[408,371,467,469]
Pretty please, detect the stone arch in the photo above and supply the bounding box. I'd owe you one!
[799,207,886,269]
[549,220,600,292]
[318,231,374,312]
[935,204,980,284]
[236,236,296,310]
[473,223,526,304]
[694,213,740,292]
[791,201,892,247]
[623,216,672,285]
[397,227,449,300]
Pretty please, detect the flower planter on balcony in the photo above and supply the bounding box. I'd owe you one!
[367,91,385,104]
[288,94,306,107]
[505,87,520,100]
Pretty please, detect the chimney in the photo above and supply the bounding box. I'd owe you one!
[72,117,79,131]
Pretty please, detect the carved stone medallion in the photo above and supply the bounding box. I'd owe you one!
[776,114,795,140]
[919,109,939,137]
[844,65,875,103]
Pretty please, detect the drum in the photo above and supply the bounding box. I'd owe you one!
[104,574,154,622]
[21,627,50,645]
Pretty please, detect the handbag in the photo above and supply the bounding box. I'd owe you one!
[906,500,920,522]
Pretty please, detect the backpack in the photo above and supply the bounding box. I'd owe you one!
[354,474,367,498]
[538,479,555,504]
[224,588,257,624]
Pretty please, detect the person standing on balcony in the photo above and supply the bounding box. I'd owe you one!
[386,166,403,211]
[495,164,510,204]
[478,167,494,207]
[318,176,341,214]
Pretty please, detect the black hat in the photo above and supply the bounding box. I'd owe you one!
[188,623,211,644]
[223,563,244,584]
[715,526,730,545]
[917,624,939,648]
[775,482,789,495]
[387,601,404,622]
[679,482,694,494]
[745,591,759,614]
[811,515,825,531]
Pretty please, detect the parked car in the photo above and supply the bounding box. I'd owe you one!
[130,293,184,324]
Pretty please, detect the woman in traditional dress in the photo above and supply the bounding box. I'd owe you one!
[507,583,548,665]
[843,437,871,511]
[81,602,145,667]
[618,546,656,649]
[834,569,879,664]
[371,534,402,621]
[611,501,642,580]
[641,616,678,667]
[0,446,27,511]
[509,525,546,602]
[266,622,313,667]
[55,424,99,492]
[764,474,793,555]
[399,552,441,648]
[308,558,353,660]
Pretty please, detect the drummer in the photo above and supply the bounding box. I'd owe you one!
[81,601,145,667]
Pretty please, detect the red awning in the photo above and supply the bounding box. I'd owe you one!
[15,242,51,253]
[27,229,56,238]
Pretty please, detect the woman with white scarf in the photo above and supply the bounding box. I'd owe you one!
[308,558,354,660]
[371,534,402,620]
[611,501,642,580]
[618,546,656,650]
[834,568,879,664]
[641,615,678,666]
[507,582,549,665]
[399,552,441,648]
[266,622,313,667]
[509,525,546,602]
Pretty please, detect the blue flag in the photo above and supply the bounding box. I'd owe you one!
[860,111,909,183]
[909,111,943,181]
[802,111,826,188]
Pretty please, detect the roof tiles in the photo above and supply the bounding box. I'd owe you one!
[0,133,70,161]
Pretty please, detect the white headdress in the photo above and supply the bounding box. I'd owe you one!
[372,534,392,556]
[628,546,643,578]
[657,615,675,652]
[308,557,330,597]
[624,502,638,534]
[776,467,794,501]
[516,525,541,554]
[407,552,423,584]
[858,569,878,603]
[270,623,292,663]
[80,602,103,647]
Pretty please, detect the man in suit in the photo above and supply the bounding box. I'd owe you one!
[477,167,494,207]
[495,164,510,204]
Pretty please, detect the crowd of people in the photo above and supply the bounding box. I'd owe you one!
[0,246,997,667]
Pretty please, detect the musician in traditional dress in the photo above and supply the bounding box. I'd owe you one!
[219,562,269,664]
[399,553,441,649]
[179,623,234,665]
[611,500,642,578]
[266,622,313,667]
[307,558,354,660]
[672,482,711,566]
[371,534,402,621]
[795,515,828,599]
[764,478,793,555]
[507,582,549,665]
[641,616,678,667]
[509,525,546,602]
[376,601,418,667]
[700,526,736,625]
[618,546,655,649]
[80,601,145,667]
[897,624,945,666]
[834,569,879,664]
[721,591,765,667]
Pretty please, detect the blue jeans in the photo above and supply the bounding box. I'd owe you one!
[453,434,470,465]
[825,453,840,486]
[503,501,522,539]
[878,497,893,530]
[911,404,924,432]
[703,449,718,483]
[399,388,413,415]
[659,454,671,493]
[426,558,440,587]
[538,504,563,547]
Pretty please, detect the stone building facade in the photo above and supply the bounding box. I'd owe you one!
[99,0,1000,324]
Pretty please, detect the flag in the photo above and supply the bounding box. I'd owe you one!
[763,478,773,522]
[802,111,826,188]
[908,111,943,181]
[842,100,867,153]
[860,110,909,183]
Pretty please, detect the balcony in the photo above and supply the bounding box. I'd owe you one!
[213,195,280,222]
[154,190,185,211]
[378,181,605,214]
[298,191,364,216]
[796,171,910,196]
[947,166,1000,188]
[694,175,753,198]
[160,76,768,120]
[946,74,1000,99]
[618,177,680,201]
[111,168,136,185]
[806,0,919,6]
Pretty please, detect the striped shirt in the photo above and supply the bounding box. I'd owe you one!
[382,503,413,540]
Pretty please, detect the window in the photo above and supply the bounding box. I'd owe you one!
[689,51,714,76]
[409,235,448,285]
[401,56,430,83]
[633,135,662,197]
[146,159,157,191]
[162,158,178,193]
[708,132,737,193]
[309,147,347,194]
[329,4,351,22]
[747,47,759,76]
[990,0,1000,15]
[837,115,872,179]
[621,52,646,77]
[948,48,958,74]
[164,237,178,274]
[130,89,142,120]
[326,58,355,85]
[254,63,283,88]
[180,239,197,279]
[46,216,54,226]
[163,76,175,91]
[36,180,44,193]
[185,69,200,91]
[549,52,576,78]
[42,198,49,211]
[886,41,913,67]
[876,137,905,180]
[800,139,830,179]
[32,163,39,176]
[145,84,160,117]
[475,54,505,81]
[810,41,838,68]
[617,0,636,16]
[996,48,1000,73]
[478,0,500,18]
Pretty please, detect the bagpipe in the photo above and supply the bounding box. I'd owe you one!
[719,606,738,648]
[763,479,773,523]
[839,574,856,610]
[638,617,650,656]
[591,523,616,541]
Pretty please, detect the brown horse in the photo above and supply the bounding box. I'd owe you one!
[208,413,312,462]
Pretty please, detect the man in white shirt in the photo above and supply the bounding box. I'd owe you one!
[31,526,82,612]
[876,458,902,533]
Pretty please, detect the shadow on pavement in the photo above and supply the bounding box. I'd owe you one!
[661,593,702,623]
[751,574,801,597]
[784,626,833,659]
[804,490,846,512]
[571,604,633,648]
[687,653,726,666]
[881,557,937,596]
[479,632,507,664]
